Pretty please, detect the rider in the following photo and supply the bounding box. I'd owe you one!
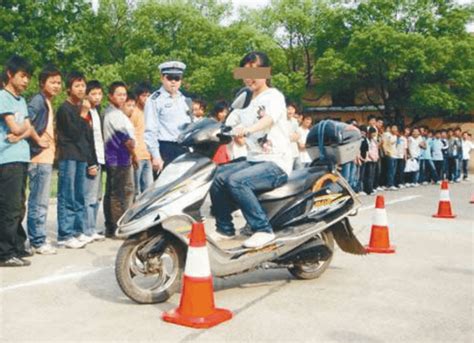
[210,51,292,249]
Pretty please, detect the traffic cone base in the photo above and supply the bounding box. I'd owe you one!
[163,307,232,329]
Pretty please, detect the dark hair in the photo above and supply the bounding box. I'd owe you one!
[193,98,207,110]
[126,90,136,101]
[3,55,34,81]
[134,82,152,97]
[360,125,368,133]
[239,51,271,68]
[454,127,462,132]
[302,114,312,121]
[367,114,376,122]
[287,102,300,113]
[108,81,127,95]
[368,127,377,134]
[447,128,453,132]
[66,71,86,90]
[376,116,384,122]
[211,101,228,118]
[38,64,62,89]
[86,80,102,94]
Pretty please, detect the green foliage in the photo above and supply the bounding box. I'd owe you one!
[1,0,473,120]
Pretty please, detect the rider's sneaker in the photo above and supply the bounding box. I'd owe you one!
[239,224,253,236]
[77,234,94,244]
[243,232,275,249]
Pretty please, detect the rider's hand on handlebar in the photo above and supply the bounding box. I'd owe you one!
[152,156,164,172]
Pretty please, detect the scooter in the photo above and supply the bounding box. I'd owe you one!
[114,90,366,304]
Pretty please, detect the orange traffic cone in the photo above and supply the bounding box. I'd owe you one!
[365,195,396,254]
[162,222,232,329]
[432,181,456,218]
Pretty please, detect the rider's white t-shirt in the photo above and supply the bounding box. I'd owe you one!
[226,88,293,175]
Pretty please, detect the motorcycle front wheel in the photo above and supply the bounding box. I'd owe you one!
[115,231,185,304]
[287,230,334,280]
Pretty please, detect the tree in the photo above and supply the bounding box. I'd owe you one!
[314,0,474,122]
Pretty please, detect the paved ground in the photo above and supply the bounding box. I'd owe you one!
[0,180,473,342]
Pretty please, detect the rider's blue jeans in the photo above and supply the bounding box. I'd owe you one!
[210,160,288,236]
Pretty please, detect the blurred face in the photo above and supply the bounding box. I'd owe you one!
[376,120,384,129]
[68,79,86,101]
[7,70,30,95]
[216,109,228,122]
[242,60,267,93]
[391,125,398,135]
[302,117,312,129]
[192,103,205,118]
[412,129,420,138]
[404,128,411,136]
[370,131,377,139]
[420,127,426,135]
[462,132,469,140]
[122,99,136,117]
[435,132,441,139]
[287,105,296,118]
[454,129,462,137]
[161,74,182,95]
[42,75,62,98]
[427,131,433,138]
[368,118,376,126]
[108,86,127,108]
[137,92,150,108]
[87,88,103,108]
[447,130,453,138]
[441,131,447,139]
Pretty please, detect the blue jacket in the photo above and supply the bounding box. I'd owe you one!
[27,92,50,156]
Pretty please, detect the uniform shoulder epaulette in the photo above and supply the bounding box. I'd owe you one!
[151,90,161,100]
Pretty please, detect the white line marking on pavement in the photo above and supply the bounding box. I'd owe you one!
[359,195,421,212]
[0,266,111,293]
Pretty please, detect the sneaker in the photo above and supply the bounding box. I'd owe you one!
[376,186,384,191]
[210,230,234,241]
[77,234,94,244]
[436,181,441,185]
[358,191,367,196]
[243,232,275,249]
[0,256,31,267]
[398,184,405,189]
[422,181,429,185]
[239,224,253,236]
[454,178,461,183]
[58,237,87,249]
[388,186,398,191]
[91,233,106,242]
[34,243,57,255]
[413,183,420,187]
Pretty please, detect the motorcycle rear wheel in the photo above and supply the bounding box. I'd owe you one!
[288,230,334,280]
[115,231,185,304]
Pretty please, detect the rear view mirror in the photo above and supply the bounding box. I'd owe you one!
[230,87,252,110]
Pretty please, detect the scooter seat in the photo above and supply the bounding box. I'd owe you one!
[258,166,328,201]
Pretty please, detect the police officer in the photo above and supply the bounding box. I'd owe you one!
[144,61,191,172]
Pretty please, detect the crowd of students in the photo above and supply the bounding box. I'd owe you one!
[0,54,472,267]
[340,116,472,196]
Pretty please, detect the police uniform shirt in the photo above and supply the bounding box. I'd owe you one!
[144,86,191,159]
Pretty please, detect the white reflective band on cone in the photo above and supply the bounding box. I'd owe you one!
[372,208,388,226]
[184,246,211,278]
[439,190,450,201]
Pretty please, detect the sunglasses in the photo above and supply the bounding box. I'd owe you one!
[165,74,182,82]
